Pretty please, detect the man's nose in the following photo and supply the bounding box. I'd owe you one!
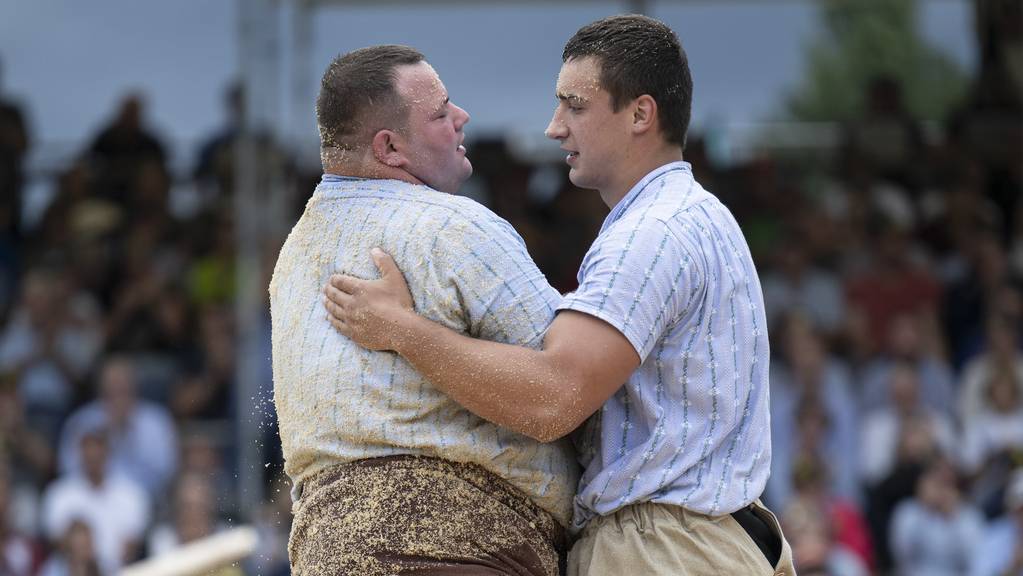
[453,103,470,129]
[545,110,566,140]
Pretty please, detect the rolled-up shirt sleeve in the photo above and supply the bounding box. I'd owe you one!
[559,216,704,363]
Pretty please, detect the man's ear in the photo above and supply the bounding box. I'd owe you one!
[631,95,658,135]
[371,129,405,167]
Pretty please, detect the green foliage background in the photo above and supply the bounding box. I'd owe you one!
[787,0,969,121]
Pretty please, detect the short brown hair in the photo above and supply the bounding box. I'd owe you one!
[563,15,693,148]
[316,45,424,150]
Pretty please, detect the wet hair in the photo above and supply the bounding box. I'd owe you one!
[563,14,693,148]
[316,45,424,151]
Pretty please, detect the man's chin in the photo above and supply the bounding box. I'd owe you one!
[453,161,473,190]
[567,167,586,187]
[567,169,600,192]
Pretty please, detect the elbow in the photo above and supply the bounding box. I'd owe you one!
[524,390,586,444]
[509,406,566,444]
[508,359,592,443]
[525,427,569,444]
[528,422,570,444]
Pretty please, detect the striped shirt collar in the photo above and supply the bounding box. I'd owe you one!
[321,173,369,184]
[600,161,692,235]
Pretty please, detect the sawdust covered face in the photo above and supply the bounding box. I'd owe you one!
[545,56,633,194]
[395,62,472,193]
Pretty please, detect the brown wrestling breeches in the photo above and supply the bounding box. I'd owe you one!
[288,455,567,576]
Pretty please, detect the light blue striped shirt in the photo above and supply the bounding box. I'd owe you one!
[270,175,579,526]
[559,162,772,530]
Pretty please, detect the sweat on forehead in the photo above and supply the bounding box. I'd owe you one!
[555,57,604,100]
[397,63,446,99]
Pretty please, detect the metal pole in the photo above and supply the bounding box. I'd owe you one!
[235,0,281,518]
[291,0,314,152]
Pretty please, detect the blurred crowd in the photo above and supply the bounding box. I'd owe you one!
[0,73,291,575]
[0,4,1022,576]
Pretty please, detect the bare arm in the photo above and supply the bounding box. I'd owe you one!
[325,249,639,442]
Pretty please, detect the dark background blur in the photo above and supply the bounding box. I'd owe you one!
[0,1,1020,575]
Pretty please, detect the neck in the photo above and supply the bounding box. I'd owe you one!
[600,143,683,209]
[323,160,424,187]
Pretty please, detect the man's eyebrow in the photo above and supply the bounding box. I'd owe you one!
[432,96,450,116]
[556,92,588,105]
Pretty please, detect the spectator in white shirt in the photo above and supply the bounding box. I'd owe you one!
[972,468,1023,576]
[860,360,958,485]
[961,365,1023,474]
[42,425,149,575]
[890,458,984,576]
[58,355,177,497]
[0,268,102,442]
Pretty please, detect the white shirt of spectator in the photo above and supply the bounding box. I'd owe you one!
[41,473,149,575]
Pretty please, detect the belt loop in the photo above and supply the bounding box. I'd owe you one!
[681,504,694,531]
[636,503,648,534]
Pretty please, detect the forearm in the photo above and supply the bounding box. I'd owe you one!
[391,313,583,442]
[324,257,636,440]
